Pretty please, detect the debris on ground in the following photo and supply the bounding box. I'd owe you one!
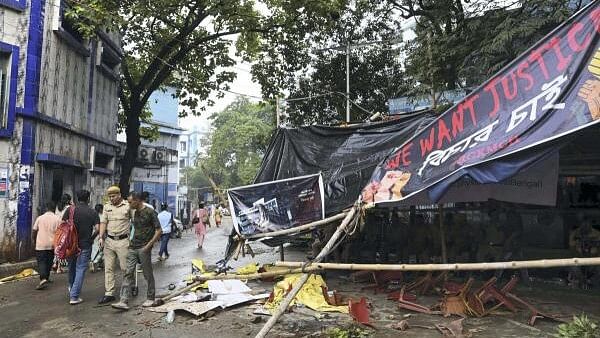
[348,297,372,327]
[149,300,224,316]
[389,319,410,331]
[0,269,38,284]
[435,318,467,337]
[265,274,349,314]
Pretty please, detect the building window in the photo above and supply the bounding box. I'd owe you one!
[96,31,122,81]
[0,52,11,129]
[52,0,90,57]
[180,141,187,152]
[179,158,186,168]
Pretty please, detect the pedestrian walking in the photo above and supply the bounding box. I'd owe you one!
[97,186,130,305]
[91,204,104,270]
[54,193,73,273]
[111,191,162,311]
[190,201,208,249]
[64,190,99,305]
[32,201,60,290]
[157,203,173,260]
[214,204,222,228]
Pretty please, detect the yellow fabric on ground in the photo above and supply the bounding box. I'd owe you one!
[265,274,348,314]
[237,263,258,275]
[0,268,38,283]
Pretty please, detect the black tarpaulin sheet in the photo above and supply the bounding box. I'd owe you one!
[254,110,436,215]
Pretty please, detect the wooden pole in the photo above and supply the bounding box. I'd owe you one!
[245,211,348,239]
[279,244,285,261]
[439,205,447,264]
[255,205,358,338]
[274,257,600,271]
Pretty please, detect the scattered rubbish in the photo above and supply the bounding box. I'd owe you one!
[405,271,448,295]
[251,316,263,324]
[321,286,347,306]
[208,280,252,295]
[505,292,567,326]
[265,274,349,314]
[174,291,211,303]
[390,319,410,331]
[0,268,38,284]
[237,263,259,275]
[253,305,271,316]
[435,318,465,337]
[165,310,175,324]
[191,259,206,274]
[168,283,176,291]
[148,300,223,316]
[361,271,404,294]
[348,297,373,327]
[215,293,269,308]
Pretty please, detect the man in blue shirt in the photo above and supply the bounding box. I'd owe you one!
[157,203,173,260]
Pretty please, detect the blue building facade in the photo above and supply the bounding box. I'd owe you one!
[0,1,121,262]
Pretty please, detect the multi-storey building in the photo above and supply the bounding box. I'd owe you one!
[0,0,121,261]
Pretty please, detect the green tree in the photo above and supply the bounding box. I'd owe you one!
[284,0,410,125]
[392,0,590,105]
[201,98,275,188]
[66,0,347,194]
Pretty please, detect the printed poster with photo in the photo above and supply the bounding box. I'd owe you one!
[228,173,325,237]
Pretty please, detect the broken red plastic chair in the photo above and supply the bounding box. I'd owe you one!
[349,297,374,327]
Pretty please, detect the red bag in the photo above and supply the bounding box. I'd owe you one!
[53,206,80,259]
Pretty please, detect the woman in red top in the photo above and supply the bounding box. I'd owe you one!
[190,201,208,249]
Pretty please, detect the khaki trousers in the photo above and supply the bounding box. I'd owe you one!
[103,237,129,296]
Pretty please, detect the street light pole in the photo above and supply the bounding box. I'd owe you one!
[346,42,350,123]
[276,97,280,127]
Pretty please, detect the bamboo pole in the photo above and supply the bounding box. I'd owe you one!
[158,267,325,305]
[255,205,358,338]
[274,257,600,271]
[245,211,348,239]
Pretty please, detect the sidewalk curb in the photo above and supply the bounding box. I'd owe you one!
[0,259,37,279]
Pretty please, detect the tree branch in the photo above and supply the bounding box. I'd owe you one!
[134,9,209,96]
[140,28,245,106]
[121,60,135,92]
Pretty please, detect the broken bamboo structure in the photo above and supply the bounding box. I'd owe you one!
[158,266,326,304]
[245,211,349,239]
[255,205,358,338]
[274,257,600,271]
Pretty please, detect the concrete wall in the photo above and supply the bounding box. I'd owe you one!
[0,2,34,261]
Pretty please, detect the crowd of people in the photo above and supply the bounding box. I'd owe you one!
[30,185,195,310]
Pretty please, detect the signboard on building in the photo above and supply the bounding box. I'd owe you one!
[228,174,325,237]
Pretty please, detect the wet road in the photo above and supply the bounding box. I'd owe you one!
[0,217,305,337]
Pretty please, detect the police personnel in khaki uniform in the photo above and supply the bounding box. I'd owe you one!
[97,186,130,304]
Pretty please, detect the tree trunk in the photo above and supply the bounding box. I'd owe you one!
[119,105,142,197]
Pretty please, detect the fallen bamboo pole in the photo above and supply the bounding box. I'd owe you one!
[255,205,358,338]
[245,211,349,239]
[274,257,600,271]
[158,267,326,305]
[191,267,322,282]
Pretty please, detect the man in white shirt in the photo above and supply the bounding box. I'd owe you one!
[157,203,173,260]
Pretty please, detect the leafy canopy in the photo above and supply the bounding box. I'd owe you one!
[201,98,275,188]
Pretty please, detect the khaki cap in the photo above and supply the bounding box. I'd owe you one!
[106,186,121,195]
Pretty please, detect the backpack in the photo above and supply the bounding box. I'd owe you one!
[53,206,80,259]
